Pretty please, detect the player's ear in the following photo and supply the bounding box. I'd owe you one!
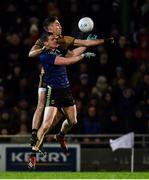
[44,41,49,46]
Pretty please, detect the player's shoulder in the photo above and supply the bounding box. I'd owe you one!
[58,35,75,48]
[63,35,75,40]
[35,38,44,48]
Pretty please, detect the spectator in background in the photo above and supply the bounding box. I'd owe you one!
[113,66,125,84]
[46,1,60,17]
[123,47,137,79]
[71,62,88,82]
[96,51,112,79]
[72,73,91,103]
[133,108,148,134]
[0,86,7,102]
[112,77,127,100]
[133,29,149,61]
[102,92,114,112]
[82,106,101,147]
[131,62,147,87]
[107,112,123,134]
[82,106,101,134]
[116,88,135,133]
[141,0,149,16]
[135,73,149,103]
[0,111,11,133]
[92,75,109,99]
[0,128,9,135]
[29,17,40,43]
[18,124,29,135]
[142,96,149,122]
[140,0,149,27]
[0,0,149,137]
[0,128,10,143]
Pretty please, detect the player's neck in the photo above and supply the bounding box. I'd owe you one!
[54,34,62,39]
[50,45,59,51]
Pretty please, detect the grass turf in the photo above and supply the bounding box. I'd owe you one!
[0,172,149,179]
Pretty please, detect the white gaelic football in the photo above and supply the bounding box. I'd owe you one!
[78,17,94,33]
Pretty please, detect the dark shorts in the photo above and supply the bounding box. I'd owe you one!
[46,86,75,107]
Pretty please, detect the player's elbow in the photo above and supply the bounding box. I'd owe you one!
[28,51,37,58]
[28,53,32,58]
[28,52,33,58]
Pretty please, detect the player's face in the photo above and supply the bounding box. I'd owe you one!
[47,20,62,36]
[46,35,58,49]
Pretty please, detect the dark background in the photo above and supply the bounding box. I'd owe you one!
[0,0,149,139]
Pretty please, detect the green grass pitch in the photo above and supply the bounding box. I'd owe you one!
[0,172,149,179]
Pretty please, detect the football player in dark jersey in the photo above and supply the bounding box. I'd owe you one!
[28,32,96,169]
[29,16,81,151]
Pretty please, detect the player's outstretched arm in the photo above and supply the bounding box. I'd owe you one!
[66,47,87,57]
[74,39,104,47]
[73,37,114,47]
[54,55,84,65]
[54,52,95,65]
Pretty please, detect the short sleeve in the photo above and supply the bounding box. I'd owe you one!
[64,36,75,47]
[58,36,75,49]
[35,38,44,48]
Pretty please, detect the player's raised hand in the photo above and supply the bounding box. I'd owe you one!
[87,34,98,40]
[104,37,115,45]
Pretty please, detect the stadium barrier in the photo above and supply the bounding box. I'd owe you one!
[0,134,149,171]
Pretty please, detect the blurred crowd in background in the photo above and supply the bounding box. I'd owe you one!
[0,0,149,138]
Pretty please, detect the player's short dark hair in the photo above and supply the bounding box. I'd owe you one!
[43,16,58,31]
[40,32,53,42]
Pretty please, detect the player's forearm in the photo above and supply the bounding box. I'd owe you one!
[71,47,87,56]
[87,39,104,46]
[28,48,42,57]
[66,55,84,65]
[74,39,104,47]
[55,55,83,65]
